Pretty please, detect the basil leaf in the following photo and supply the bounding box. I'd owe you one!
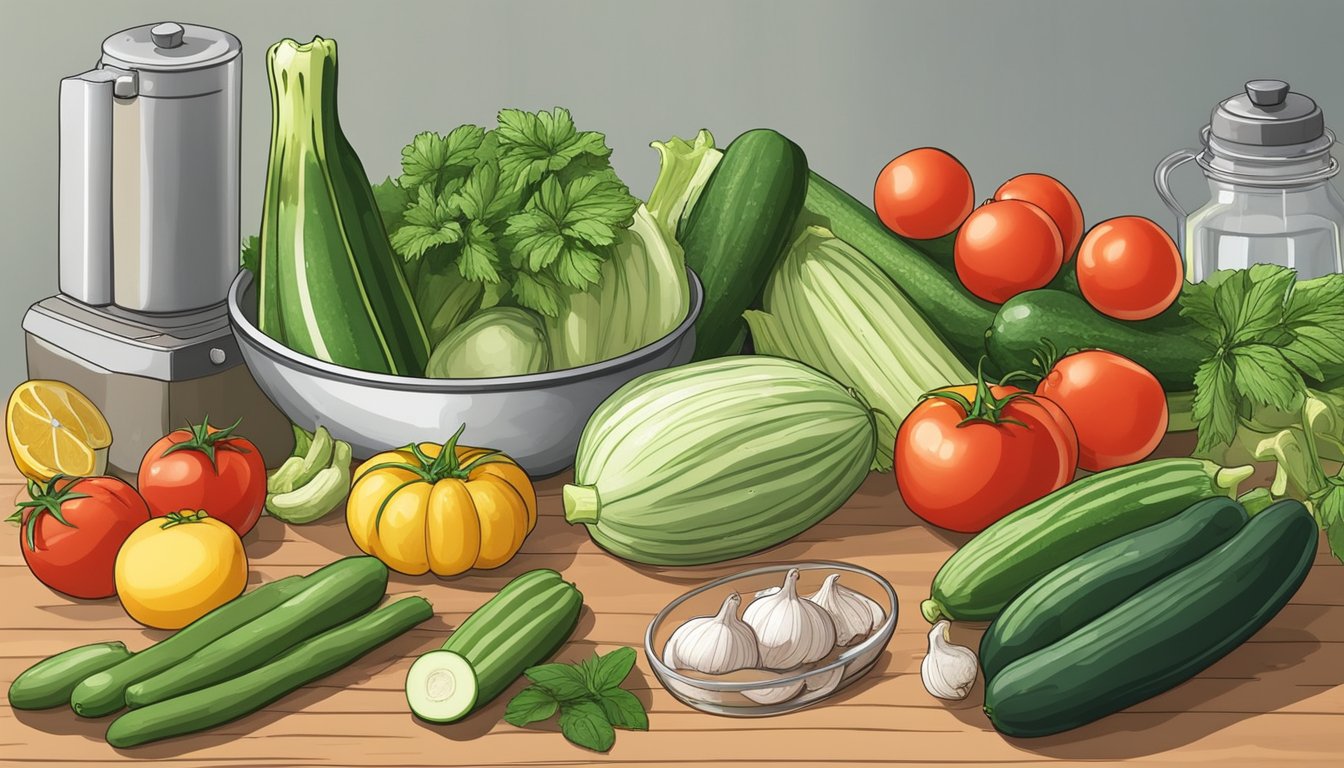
[557,700,616,753]
[503,686,559,727]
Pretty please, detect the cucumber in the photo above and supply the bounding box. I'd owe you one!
[801,171,997,370]
[984,500,1317,737]
[406,569,582,723]
[124,557,387,707]
[679,129,808,360]
[8,642,133,710]
[70,575,308,717]
[986,288,1208,391]
[921,458,1253,624]
[979,497,1248,681]
[106,597,432,748]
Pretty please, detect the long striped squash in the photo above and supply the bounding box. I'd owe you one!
[563,356,876,565]
[257,37,429,376]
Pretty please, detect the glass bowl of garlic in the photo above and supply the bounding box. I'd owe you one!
[645,562,898,716]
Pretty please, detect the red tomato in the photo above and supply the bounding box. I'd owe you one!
[895,384,1078,533]
[14,475,150,598]
[994,173,1085,259]
[138,419,265,537]
[874,148,975,240]
[1076,217,1183,320]
[1035,350,1168,472]
[954,200,1064,304]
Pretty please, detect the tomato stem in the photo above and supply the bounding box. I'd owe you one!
[922,358,1036,428]
[12,474,89,552]
[160,416,252,472]
[159,510,210,529]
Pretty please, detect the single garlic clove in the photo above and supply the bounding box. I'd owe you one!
[802,664,845,696]
[806,573,886,647]
[664,592,760,675]
[920,620,979,701]
[744,569,838,670]
[743,677,805,705]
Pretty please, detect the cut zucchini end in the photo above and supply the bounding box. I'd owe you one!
[405,650,478,724]
[562,484,601,526]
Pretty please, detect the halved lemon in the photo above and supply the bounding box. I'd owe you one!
[6,380,112,481]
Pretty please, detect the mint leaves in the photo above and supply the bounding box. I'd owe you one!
[385,108,639,317]
[503,647,648,753]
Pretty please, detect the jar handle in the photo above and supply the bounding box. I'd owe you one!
[1154,149,1199,220]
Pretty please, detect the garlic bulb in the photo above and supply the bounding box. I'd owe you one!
[663,592,760,674]
[806,573,886,646]
[921,620,978,700]
[742,677,805,705]
[743,569,837,669]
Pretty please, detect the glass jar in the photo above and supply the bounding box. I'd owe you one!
[1155,79,1344,282]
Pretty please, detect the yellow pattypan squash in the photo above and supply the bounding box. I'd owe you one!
[346,427,536,576]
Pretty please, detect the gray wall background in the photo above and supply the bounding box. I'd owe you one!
[1,0,1340,394]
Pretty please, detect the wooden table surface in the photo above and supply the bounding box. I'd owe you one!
[2,434,1342,768]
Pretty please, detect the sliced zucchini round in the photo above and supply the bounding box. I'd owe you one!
[405,650,479,723]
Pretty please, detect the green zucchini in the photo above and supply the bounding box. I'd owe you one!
[921,458,1253,624]
[678,129,808,360]
[562,356,876,565]
[8,642,133,710]
[106,597,432,748]
[406,569,582,723]
[984,499,1317,737]
[257,37,429,376]
[124,557,388,708]
[71,575,308,718]
[979,496,1249,681]
[986,288,1208,391]
[800,171,997,370]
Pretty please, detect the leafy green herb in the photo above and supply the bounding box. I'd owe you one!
[1183,264,1344,560]
[503,647,647,753]
[386,107,639,317]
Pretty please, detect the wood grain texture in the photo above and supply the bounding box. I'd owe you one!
[2,434,1342,767]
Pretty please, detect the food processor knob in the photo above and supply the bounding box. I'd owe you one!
[150,22,186,49]
[1245,79,1290,107]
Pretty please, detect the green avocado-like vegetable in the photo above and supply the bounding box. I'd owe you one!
[425,307,550,378]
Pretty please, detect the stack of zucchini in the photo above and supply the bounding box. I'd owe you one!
[922,459,1317,737]
[9,557,431,747]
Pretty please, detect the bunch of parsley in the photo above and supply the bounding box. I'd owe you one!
[1183,264,1344,558]
[503,647,648,753]
[381,108,639,317]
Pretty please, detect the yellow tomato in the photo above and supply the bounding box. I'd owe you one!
[114,511,247,629]
[347,429,536,577]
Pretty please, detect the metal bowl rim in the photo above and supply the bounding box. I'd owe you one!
[226,267,703,393]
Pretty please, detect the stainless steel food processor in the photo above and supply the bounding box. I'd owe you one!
[22,21,290,479]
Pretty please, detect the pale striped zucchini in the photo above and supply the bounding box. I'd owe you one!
[563,356,876,565]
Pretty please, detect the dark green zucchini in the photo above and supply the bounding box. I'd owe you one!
[979,496,1248,681]
[802,172,997,370]
[985,288,1209,391]
[984,499,1317,738]
[679,129,809,360]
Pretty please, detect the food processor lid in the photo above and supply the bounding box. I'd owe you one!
[1210,80,1326,147]
[101,22,240,71]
